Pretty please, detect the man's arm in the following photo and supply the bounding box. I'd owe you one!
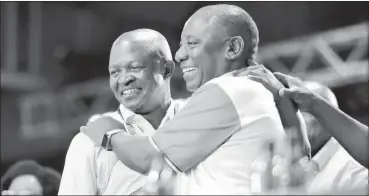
[110,81,244,174]
[276,98,311,159]
[110,77,286,175]
[58,133,97,195]
[274,72,368,168]
[309,96,368,168]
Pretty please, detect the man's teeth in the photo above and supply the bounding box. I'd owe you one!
[123,89,140,96]
[183,67,197,73]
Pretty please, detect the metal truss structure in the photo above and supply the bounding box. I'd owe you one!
[17,22,368,139]
[257,22,368,88]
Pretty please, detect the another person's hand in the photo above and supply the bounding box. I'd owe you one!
[273,72,318,112]
[80,116,126,145]
[233,59,285,100]
[234,60,311,159]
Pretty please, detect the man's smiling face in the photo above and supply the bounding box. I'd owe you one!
[175,13,230,92]
[109,41,164,113]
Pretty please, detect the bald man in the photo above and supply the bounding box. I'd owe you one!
[58,29,180,195]
[82,4,289,194]
[302,82,368,194]
[236,65,368,193]
[236,65,368,168]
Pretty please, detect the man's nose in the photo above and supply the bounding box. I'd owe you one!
[175,46,188,63]
[118,74,135,86]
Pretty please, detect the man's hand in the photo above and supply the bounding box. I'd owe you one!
[233,60,285,100]
[80,116,126,146]
[274,72,318,112]
[234,60,311,159]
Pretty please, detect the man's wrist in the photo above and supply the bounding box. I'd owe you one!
[274,93,298,112]
[307,93,324,115]
[103,129,124,150]
[110,131,126,150]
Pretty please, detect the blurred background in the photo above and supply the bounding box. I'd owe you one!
[1,1,368,176]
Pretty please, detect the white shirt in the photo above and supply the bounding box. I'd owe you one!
[58,100,180,195]
[308,138,368,194]
[150,75,286,194]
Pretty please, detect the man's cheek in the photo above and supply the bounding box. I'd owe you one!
[109,83,116,94]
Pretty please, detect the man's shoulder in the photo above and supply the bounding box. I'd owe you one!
[214,75,266,91]
[206,75,273,104]
[88,111,120,123]
[67,111,120,152]
[186,75,273,110]
[68,132,97,154]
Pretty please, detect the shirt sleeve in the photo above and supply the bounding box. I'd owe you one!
[58,133,97,195]
[151,81,242,172]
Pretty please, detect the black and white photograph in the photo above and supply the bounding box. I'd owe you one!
[1,1,368,195]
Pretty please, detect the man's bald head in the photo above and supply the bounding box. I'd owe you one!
[187,4,259,60]
[110,29,173,64]
[304,81,338,108]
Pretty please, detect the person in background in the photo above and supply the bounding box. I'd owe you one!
[300,81,338,157]
[234,63,368,193]
[1,159,61,195]
[235,63,368,168]
[301,81,368,193]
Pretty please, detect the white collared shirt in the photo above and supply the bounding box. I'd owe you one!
[307,138,368,194]
[58,100,181,195]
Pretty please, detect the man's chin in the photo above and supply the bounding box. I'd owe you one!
[120,98,144,112]
[185,81,200,92]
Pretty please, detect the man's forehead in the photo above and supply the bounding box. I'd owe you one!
[182,11,225,39]
[185,10,214,27]
[182,18,213,38]
[112,39,148,51]
[109,43,149,67]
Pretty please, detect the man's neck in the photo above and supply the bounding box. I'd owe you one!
[141,97,171,130]
[228,61,245,73]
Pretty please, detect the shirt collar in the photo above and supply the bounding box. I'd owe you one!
[312,138,341,171]
[118,99,179,129]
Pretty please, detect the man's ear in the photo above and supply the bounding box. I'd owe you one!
[225,36,244,60]
[163,60,175,79]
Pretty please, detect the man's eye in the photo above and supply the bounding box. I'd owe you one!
[131,67,143,71]
[110,70,118,75]
[187,41,196,45]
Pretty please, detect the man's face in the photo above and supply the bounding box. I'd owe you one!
[175,16,230,92]
[109,43,164,113]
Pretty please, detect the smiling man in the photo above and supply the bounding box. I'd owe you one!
[82,4,290,194]
[58,29,180,195]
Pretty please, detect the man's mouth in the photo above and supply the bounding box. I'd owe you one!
[121,88,142,97]
[182,67,198,73]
